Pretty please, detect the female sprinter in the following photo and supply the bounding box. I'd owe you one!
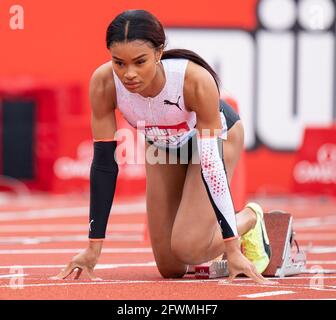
[53,9,272,284]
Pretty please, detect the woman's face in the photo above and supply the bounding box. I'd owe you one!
[109,40,162,94]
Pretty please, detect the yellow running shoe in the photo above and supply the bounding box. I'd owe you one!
[241,202,271,273]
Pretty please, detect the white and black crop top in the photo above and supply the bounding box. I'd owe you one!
[112,58,228,149]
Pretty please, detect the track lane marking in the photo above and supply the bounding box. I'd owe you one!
[0,262,157,270]
[239,290,296,298]
[0,274,27,279]
[219,281,336,292]
[0,201,146,221]
[0,234,144,244]
[0,247,152,255]
[0,224,145,233]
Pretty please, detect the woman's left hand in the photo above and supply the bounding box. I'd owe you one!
[226,249,275,284]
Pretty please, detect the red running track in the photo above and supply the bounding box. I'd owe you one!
[0,193,336,300]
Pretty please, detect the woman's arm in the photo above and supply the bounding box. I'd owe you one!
[88,65,119,240]
[185,63,239,247]
[184,63,273,284]
[51,64,119,280]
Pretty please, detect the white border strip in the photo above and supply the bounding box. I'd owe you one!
[0,224,145,233]
[0,201,146,221]
[0,262,157,270]
[239,290,295,298]
[0,274,27,279]
[0,247,152,255]
[0,234,144,244]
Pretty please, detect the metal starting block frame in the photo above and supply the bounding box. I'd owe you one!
[194,210,306,279]
[194,260,229,279]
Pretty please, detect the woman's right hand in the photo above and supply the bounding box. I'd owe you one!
[50,241,103,281]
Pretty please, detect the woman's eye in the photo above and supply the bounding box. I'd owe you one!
[136,60,146,65]
[114,61,123,66]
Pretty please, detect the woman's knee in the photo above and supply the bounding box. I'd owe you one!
[156,262,187,279]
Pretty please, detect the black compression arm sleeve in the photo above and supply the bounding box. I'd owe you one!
[89,141,119,239]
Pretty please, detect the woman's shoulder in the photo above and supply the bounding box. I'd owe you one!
[90,61,117,107]
[90,61,115,91]
[184,60,215,86]
[184,60,217,104]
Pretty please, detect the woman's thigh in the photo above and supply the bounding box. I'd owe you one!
[172,121,245,264]
[145,143,189,278]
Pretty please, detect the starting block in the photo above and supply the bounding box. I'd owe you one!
[194,210,306,279]
[262,210,306,277]
[194,260,229,279]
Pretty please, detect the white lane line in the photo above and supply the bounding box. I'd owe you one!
[0,281,150,289]
[0,223,145,233]
[0,234,143,244]
[297,234,336,240]
[302,268,336,274]
[0,274,27,279]
[239,290,296,299]
[277,275,336,279]
[220,281,336,292]
[0,262,157,270]
[0,247,152,255]
[307,261,336,265]
[298,299,336,300]
[0,201,146,221]
[301,246,336,254]
[222,275,336,281]
[294,216,336,228]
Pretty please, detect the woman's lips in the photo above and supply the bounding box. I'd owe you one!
[125,82,140,89]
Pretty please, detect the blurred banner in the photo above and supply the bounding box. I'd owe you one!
[0,0,335,196]
[292,125,336,196]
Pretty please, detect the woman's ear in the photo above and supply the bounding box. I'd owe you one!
[156,44,164,61]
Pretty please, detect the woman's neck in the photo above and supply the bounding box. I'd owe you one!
[139,62,166,98]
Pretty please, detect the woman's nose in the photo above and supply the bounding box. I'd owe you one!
[124,66,137,79]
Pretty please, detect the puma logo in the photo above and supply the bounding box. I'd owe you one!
[164,96,182,111]
[89,219,94,232]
